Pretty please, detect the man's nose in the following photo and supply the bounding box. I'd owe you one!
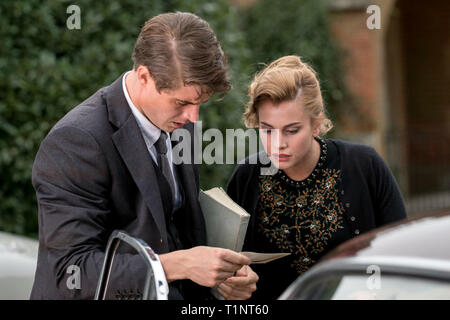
[184,104,200,123]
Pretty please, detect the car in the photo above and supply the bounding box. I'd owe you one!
[0,231,38,299]
[278,211,450,300]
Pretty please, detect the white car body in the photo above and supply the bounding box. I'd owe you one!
[0,232,38,299]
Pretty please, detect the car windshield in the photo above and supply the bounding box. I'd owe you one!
[302,274,450,300]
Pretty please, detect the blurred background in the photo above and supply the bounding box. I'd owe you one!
[0,0,449,238]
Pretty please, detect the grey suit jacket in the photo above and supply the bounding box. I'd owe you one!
[30,74,207,299]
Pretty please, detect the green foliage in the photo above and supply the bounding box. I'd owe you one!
[0,0,163,236]
[0,0,250,237]
[0,0,348,237]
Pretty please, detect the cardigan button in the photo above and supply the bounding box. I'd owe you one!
[346,203,350,208]
[350,216,356,221]
[354,229,360,235]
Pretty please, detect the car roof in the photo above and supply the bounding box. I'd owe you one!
[279,212,450,300]
[321,211,450,263]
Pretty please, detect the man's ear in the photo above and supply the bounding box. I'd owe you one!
[136,65,152,86]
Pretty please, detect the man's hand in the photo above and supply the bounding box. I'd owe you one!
[159,246,251,287]
[217,265,259,300]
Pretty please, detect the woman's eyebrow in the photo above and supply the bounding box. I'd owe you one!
[284,122,301,128]
[260,122,273,128]
[260,121,301,128]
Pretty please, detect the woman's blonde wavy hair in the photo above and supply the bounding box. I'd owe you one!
[244,55,333,136]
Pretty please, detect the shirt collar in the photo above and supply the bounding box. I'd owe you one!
[122,71,162,147]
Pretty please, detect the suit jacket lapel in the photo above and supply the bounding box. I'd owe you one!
[106,74,168,246]
[171,123,207,246]
[171,123,198,200]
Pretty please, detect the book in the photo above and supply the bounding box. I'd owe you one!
[199,187,291,300]
[199,187,250,252]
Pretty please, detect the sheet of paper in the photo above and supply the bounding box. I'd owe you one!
[241,251,291,264]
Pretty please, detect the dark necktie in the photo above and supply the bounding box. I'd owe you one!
[154,131,176,203]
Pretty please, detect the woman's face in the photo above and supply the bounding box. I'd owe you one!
[258,98,320,172]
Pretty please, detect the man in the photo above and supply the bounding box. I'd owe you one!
[31,12,258,300]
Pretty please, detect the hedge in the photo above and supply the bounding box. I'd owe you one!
[0,0,347,237]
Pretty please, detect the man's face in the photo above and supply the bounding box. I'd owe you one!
[135,68,209,132]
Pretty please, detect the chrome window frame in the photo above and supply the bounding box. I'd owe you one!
[94,230,169,300]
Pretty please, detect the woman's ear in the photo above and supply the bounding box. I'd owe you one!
[312,119,321,137]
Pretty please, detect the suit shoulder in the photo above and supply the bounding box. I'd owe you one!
[50,88,112,139]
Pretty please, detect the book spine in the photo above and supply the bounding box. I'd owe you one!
[234,217,250,252]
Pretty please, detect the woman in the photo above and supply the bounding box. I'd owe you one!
[226,55,407,300]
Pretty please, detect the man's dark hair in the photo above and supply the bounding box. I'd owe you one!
[132,12,231,96]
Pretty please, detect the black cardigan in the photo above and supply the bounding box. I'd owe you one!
[227,139,407,253]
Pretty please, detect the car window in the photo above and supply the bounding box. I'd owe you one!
[298,274,450,300]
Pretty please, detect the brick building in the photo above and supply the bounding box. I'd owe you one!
[327,0,449,215]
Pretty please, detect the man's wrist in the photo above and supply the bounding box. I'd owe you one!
[159,249,188,282]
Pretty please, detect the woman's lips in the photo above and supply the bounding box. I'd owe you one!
[273,154,291,162]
